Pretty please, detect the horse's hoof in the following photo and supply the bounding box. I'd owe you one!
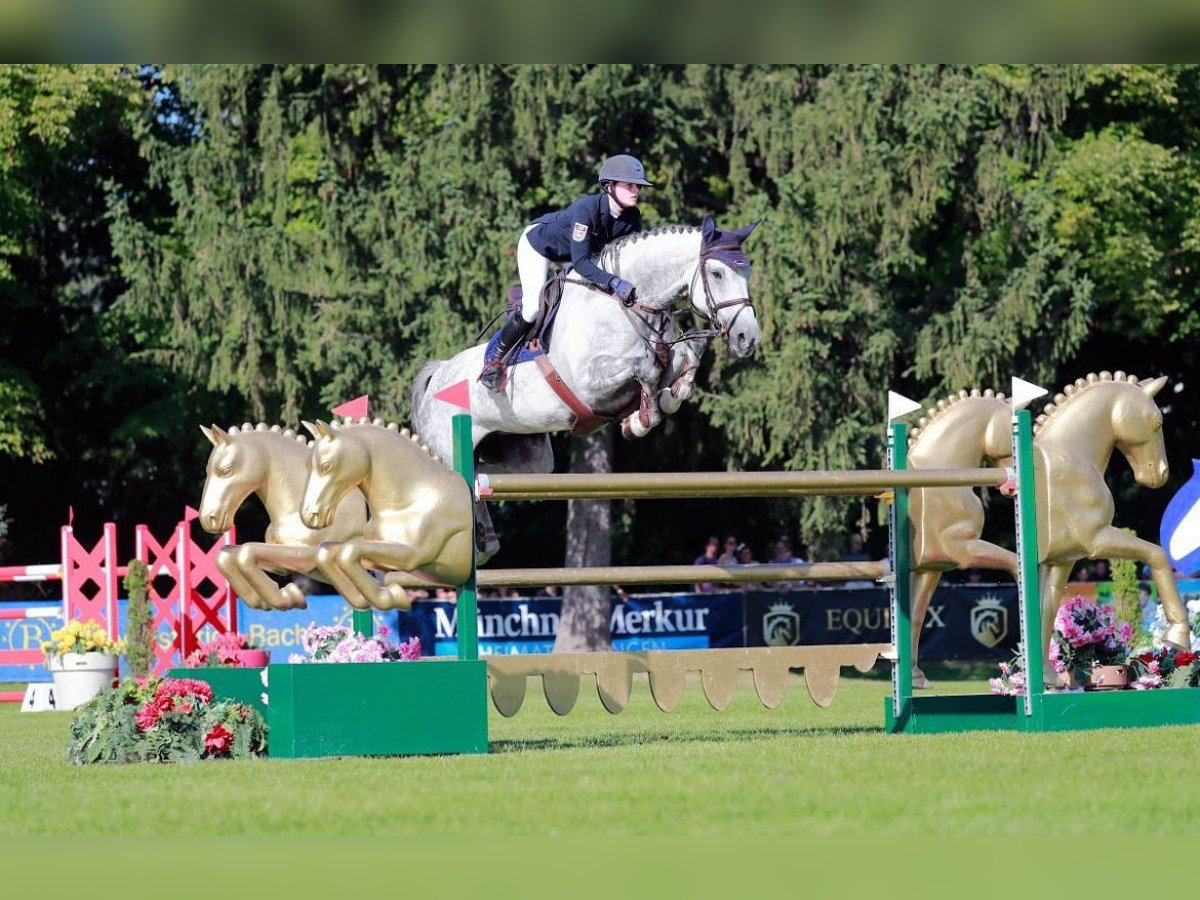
[382,582,412,611]
[911,667,931,690]
[279,583,308,610]
[1164,624,1192,650]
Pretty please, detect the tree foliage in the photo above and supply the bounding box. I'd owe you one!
[5,64,1200,574]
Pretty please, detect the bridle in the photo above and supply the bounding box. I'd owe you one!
[682,243,756,343]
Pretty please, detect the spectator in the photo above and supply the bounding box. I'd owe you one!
[768,536,806,592]
[717,534,739,565]
[692,535,721,593]
[536,584,561,599]
[734,542,763,591]
[1091,559,1110,582]
[842,533,874,589]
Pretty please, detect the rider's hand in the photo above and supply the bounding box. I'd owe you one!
[610,277,637,305]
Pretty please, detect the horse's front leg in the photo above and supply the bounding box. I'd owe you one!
[216,543,301,610]
[1087,527,1192,649]
[247,544,330,609]
[334,540,429,611]
[315,541,380,610]
[620,384,664,440]
[657,338,706,416]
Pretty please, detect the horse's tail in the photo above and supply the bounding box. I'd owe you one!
[409,360,442,432]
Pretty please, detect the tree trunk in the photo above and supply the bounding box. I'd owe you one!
[553,426,614,652]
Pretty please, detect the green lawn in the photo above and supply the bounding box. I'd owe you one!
[4,670,1200,836]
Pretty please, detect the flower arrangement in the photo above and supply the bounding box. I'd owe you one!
[184,632,264,668]
[288,623,420,664]
[41,618,124,659]
[66,675,267,764]
[988,652,1027,696]
[1048,594,1132,682]
[1128,646,1200,690]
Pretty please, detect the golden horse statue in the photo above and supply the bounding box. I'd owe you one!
[907,389,1018,688]
[1032,371,1191,657]
[199,423,368,610]
[301,418,475,610]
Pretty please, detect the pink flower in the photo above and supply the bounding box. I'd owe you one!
[203,724,234,756]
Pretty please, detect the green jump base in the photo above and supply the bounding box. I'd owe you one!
[266,659,489,759]
[167,666,268,718]
[885,689,1200,734]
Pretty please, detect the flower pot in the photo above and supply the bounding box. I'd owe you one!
[47,652,118,710]
[1060,664,1129,691]
[234,649,269,667]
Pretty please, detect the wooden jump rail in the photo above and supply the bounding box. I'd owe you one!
[476,467,1008,501]
[387,561,888,590]
[446,456,1012,717]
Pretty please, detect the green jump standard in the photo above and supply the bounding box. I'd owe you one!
[266,658,489,759]
[885,689,1200,734]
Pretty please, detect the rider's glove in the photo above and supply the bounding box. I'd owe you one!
[610,277,637,305]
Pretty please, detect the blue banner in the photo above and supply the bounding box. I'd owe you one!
[5,579,1189,682]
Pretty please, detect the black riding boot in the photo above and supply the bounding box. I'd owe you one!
[478,311,534,392]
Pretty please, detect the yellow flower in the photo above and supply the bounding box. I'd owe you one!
[93,628,108,644]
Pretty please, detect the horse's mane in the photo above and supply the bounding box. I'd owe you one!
[220,423,310,446]
[1033,371,1143,434]
[599,224,699,265]
[330,417,441,464]
[908,389,1006,447]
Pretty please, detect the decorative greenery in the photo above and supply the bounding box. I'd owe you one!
[184,632,263,668]
[288,624,420,664]
[1049,594,1133,682]
[66,675,267,764]
[1108,545,1151,650]
[122,559,154,678]
[41,619,124,658]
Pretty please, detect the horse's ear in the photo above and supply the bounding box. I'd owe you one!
[1140,375,1169,399]
[302,420,332,440]
[201,424,228,446]
[701,215,717,243]
[730,219,761,244]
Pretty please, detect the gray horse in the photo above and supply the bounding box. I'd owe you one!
[411,216,763,558]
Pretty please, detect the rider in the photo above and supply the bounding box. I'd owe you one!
[478,153,653,392]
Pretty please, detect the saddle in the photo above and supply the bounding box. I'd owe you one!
[487,268,646,436]
[489,270,570,365]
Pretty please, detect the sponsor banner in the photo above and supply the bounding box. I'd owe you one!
[744,585,1024,660]
[4,578,1183,680]
[411,592,744,657]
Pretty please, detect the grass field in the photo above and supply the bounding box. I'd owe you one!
[4,667,1200,837]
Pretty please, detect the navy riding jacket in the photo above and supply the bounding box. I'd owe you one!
[526,193,643,289]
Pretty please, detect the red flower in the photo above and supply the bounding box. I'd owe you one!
[1176,651,1198,667]
[134,703,162,731]
[203,724,234,756]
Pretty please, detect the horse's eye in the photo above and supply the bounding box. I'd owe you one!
[217,465,233,477]
[712,269,723,280]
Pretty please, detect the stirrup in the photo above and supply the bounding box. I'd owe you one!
[478,359,509,393]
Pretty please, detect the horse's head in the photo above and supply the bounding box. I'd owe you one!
[1114,376,1170,488]
[199,425,264,534]
[301,420,368,530]
[695,216,763,358]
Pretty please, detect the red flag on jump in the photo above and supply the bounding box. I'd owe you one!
[433,380,472,412]
[184,506,200,523]
[331,394,369,419]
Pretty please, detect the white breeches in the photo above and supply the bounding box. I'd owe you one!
[516,225,550,324]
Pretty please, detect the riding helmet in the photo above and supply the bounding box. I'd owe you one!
[598,154,653,186]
